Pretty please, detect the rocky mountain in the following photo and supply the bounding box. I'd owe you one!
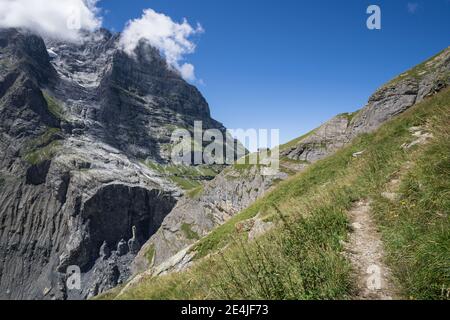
[102,47,449,300]
[0,28,238,300]
[0,25,448,301]
[281,48,450,162]
[126,46,450,284]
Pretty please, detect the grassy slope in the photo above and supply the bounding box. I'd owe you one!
[43,92,65,121]
[387,47,449,87]
[19,92,65,165]
[21,127,62,165]
[142,160,221,194]
[105,89,449,300]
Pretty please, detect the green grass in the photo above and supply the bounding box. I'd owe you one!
[21,128,62,165]
[279,129,316,152]
[338,111,360,125]
[170,176,201,190]
[232,149,282,174]
[387,47,449,86]
[232,153,262,172]
[370,94,450,299]
[187,185,204,199]
[92,284,126,300]
[23,140,62,165]
[24,127,60,149]
[43,92,65,120]
[145,245,156,265]
[105,88,450,300]
[142,161,220,191]
[181,223,200,240]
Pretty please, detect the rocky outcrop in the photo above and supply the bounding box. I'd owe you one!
[282,115,349,163]
[282,47,450,162]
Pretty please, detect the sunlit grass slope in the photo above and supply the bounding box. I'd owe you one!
[102,89,449,300]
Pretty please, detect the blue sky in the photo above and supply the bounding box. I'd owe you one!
[98,0,450,145]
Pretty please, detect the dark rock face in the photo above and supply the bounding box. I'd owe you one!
[25,160,51,185]
[0,28,57,85]
[45,30,228,161]
[68,184,176,271]
[60,184,176,300]
[0,29,59,146]
[97,47,219,160]
[0,28,230,299]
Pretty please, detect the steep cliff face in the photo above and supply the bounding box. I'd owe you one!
[45,30,226,161]
[0,29,58,165]
[0,28,232,299]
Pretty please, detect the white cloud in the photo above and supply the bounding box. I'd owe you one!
[119,8,204,81]
[179,63,196,81]
[0,0,102,42]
